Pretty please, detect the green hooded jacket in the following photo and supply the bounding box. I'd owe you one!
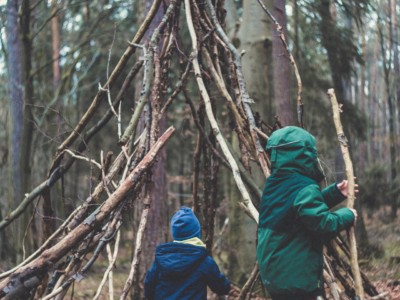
[256,126,355,299]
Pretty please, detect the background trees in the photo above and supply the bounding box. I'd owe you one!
[0,0,398,299]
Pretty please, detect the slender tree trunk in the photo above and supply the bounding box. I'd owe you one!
[5,0,34,261]
[359,27,367,167]
[391,0,399,218]
[5,0,24,262]
[318,0,345,102]
[369,35,380,161]
[227,135,255,285]
[20,0,35,254]
[273,0,294,125]
[40,0,62,246]
[379,0,397,219]
[51,0,61,88]
[135,1,169,299]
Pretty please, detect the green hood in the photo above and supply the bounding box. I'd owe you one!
[266,126,325,182]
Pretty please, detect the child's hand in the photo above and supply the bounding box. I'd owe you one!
[337,178,359,197]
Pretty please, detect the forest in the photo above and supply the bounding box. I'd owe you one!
[0,0,399,299]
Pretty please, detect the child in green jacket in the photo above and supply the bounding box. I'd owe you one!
[257,126,357,300]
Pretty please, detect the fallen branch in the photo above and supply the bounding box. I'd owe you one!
[0,126,175,299]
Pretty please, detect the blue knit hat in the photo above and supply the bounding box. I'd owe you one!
[170,206,201,241]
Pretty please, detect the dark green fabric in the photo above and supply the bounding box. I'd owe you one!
[257,126,355,298]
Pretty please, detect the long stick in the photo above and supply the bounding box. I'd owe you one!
[327,88,364,300]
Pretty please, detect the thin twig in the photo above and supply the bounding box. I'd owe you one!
[64,149,101,169]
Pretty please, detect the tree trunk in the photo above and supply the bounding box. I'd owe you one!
[391,0,399,219]
[134,1,169,298]
[379,0,397,219]
[40,0,63,248]
[225,0,273,285]
[318,0,345,102]
[5,0,24,262]
[273,0,294,125]
[51,0,61,88]
[238,0,273,122]
[20,0,35,255]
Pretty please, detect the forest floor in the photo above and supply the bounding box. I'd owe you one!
[361,207,400,300]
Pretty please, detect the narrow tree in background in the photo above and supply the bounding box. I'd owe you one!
[391,0,399,218]
[378,0,397,219]
[5,0,23,261]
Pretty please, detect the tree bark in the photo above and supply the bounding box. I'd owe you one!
[238,0,273,122]
[378,1,397,219]
[273,0,294,125]
[5,0,34,262]
[391,0,399,219]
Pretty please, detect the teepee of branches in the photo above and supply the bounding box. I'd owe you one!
[0,1,381,299]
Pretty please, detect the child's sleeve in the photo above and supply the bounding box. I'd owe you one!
[205,257,231,295]
[293,185,354,237]
[321,183,347,208]
[144,261,158,300]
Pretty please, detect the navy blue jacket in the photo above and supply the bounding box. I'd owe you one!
[144,242,231,299]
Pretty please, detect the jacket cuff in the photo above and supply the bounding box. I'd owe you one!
[334,207,355,230]
[322,183,347,208]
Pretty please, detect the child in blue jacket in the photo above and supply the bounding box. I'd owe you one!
[144,206,231,299]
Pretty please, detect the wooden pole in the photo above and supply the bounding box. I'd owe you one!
[327,89,364,300]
